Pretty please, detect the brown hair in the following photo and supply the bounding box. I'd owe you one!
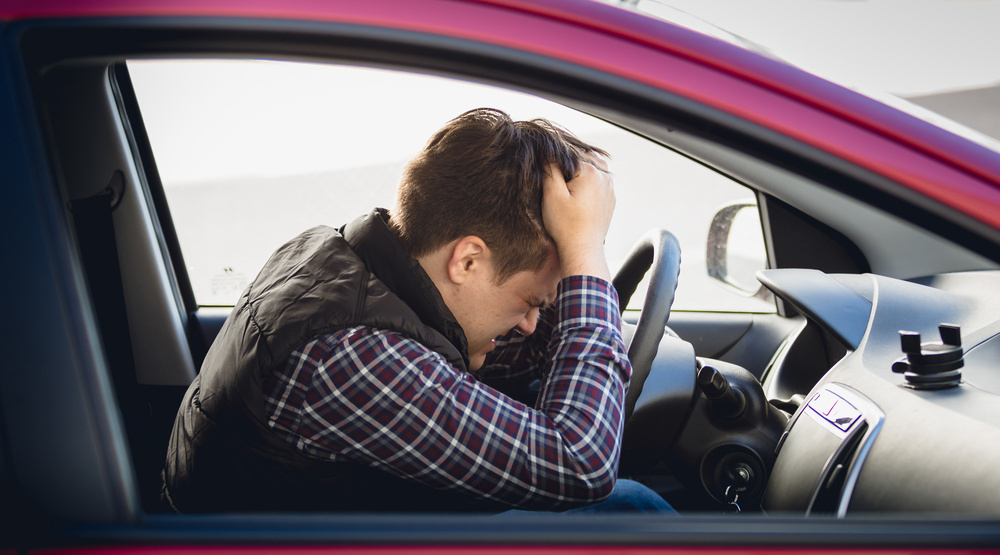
[391,108,608,282]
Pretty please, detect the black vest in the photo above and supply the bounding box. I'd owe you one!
[163,209,498,513]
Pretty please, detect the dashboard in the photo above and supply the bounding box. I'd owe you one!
[759,269,1000,516]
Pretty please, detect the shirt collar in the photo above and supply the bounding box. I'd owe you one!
[342,208,470,371]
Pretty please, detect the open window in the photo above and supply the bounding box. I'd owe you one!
[127,59,773,314]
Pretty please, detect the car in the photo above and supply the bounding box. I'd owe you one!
[3,0,1000,552]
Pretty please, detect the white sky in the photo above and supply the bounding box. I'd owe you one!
[129,61,603,183]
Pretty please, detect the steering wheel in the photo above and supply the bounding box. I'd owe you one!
[611,229,682,422]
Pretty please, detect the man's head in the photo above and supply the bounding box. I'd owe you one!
[391,108,608,370]
[391,108,607,283]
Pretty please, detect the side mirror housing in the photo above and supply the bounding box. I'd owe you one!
[706,201,772,301]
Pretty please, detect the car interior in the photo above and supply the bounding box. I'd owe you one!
[11,14,1000,531]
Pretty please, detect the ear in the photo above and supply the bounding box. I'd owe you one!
[446,236,489,285]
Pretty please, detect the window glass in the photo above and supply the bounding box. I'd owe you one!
[129,59,772,312]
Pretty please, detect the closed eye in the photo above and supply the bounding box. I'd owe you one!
[527,297,551,310]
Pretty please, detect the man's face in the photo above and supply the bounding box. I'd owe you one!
[455,251,562,371]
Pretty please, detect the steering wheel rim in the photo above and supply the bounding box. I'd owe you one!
[612,229,682,422]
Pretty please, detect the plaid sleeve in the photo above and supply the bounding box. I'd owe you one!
[474,300,555,400]
[264,275,631,510]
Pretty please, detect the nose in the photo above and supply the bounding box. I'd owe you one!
[515,308,539,336]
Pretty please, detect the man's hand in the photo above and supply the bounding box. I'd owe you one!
[542,157,615,281]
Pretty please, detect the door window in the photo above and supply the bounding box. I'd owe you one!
[128,59,772,312]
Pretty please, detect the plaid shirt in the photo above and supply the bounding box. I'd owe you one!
[262,275,631,510]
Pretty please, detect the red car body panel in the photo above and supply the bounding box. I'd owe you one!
[32,548,1000,555]
[3,0,1000,234]
[22,541,1000,555]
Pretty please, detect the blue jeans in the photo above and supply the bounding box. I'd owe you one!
[499,479,675,514]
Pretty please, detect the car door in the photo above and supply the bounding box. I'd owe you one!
[6,0,1000,551]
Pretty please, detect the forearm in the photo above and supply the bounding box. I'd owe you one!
[419,276,630,508]
[269,278,630,509]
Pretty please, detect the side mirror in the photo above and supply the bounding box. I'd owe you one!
[706,202,772,301]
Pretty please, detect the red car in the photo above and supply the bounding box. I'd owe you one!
[3,0,1000,552]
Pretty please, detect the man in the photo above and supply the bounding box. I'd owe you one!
[163,108,669,513]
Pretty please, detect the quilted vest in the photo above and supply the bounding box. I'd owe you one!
[162,209,496,513]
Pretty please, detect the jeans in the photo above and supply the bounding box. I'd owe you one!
[499,479,675,514]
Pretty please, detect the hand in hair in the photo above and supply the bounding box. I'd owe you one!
[541,157,615,281]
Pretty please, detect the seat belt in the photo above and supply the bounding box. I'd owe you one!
[70,170,140,407]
